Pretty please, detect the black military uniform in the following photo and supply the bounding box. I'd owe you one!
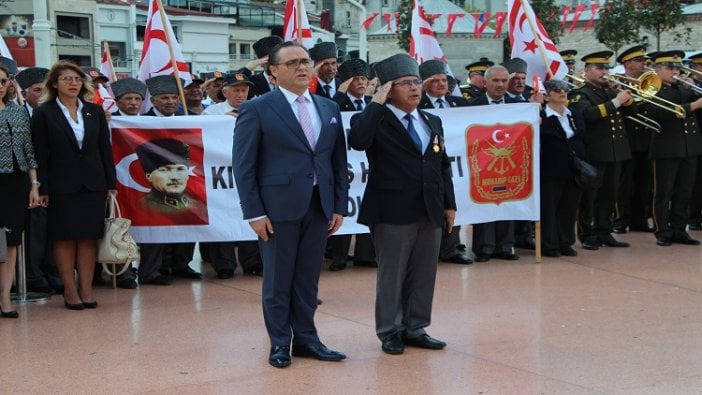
[644,51,702,246]
[685,52,702,230]
[568,51,638,250]
[560,49,578,77]
[460,60,493,100]
[612,46,655,234]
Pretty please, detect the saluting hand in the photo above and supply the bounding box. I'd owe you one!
[337,77,353,94]
[366,77,380,96]
[372,82,392,105]
[250,217,274,242]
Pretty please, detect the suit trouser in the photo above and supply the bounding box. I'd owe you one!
[471,221,515,256]
[541,179,582,251]
[327,234,376,263]
[199,241,262,273]
[577,161,620,242]
[260,188,327,347]
[24,206,62,290]
[652,157,697,239]
[371,217,441,341]
[615,152,652,229]
[137,243,195,282]
[688,157,702,226]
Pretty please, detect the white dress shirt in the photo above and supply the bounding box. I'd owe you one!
[56,98,85,148]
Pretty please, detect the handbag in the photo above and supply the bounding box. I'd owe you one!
[571,152,599,188]
[97,195,139,272]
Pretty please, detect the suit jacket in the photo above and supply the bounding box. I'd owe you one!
[467,93,518,106]
[540,107,587,182]
[233,89,349,222]
[31,100,116,196]
[348,103,456,228]
[418,93,469,109]
[141,107,194,117]
[645,82,702,159]
[332,92,371,112]
[314,77,342,99]
[250,72,273,97]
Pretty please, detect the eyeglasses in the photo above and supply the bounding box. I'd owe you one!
[0,78,9,85]
[548,87,569,93]
[277,58,312,69]
[59,76,84,83]
[392,79,423,88]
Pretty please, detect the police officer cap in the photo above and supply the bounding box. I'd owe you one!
[223,72,253,87]
[581,50,614,67]
[418,60,448,81]
[465,60,494,74]
[81,66,108,82]
[502,57,527,74]
[651,50,685,67]
[0,56,17,76]
[136,138,190,174]
[146,75,180,96]
[338,58,370,81]
[616,45,648,64]
[309,42,338,62]
[15,67,49,90]
[253,36,283,59]
[374,53,419,85]
[111,78,147,99]
[560,49,578,65]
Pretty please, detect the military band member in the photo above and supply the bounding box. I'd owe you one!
[461,59,493,100]
[568,51,637,250]
[645,51,702,246]
[686,52,702,231]
[613,45,655,234]
[560,49,578,76]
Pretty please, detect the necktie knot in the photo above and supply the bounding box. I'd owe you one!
[354,99,364,111]
[436,98,445,108]
[323,85,332,97]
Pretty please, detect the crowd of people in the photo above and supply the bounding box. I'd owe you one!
[1,36,702,368]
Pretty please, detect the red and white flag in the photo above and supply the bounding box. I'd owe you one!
[0,35,12,60]
[99,42,117,84]
[508,0,567,82]
[138,0,191,86]
[283,0,313,48]
[361,12,380,30]
[93,83,117,114]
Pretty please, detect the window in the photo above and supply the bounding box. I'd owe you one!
[56,15,91,40]
[58,54,92,66]
[345,11,351,28]
[239,43,252,60]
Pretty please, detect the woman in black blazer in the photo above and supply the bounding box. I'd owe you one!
[0,64,41,317]
[540,79,587,257]
[31,61,117,310]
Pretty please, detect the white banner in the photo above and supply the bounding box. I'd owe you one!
[109,104,540,243]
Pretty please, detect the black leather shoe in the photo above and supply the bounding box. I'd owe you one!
[443,254,473,265]
[64,300,84,311]
[354,260,378,268]
[292,342,346,361]
[474,254,490,262]
[612,225,628,234]
[581,240,600,250]
[402,334,446,350]
[630,224,655,232]
[672,234,701,245]
[599,235,629,247]
[381,334,404,355]
[542,249,560,257]
[116,278,138,289]
[140,274,174,285]
[559,247,578,256]
[269,346,291,368]
[172,266,202,279]
[493,251,520,261]
[82,301,98,309]
[689,223,702,231]
[216,269,235,279]
[0,305,18,318]
[329,261,347,271]
[656,237,672,247]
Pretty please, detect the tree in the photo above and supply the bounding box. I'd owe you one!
[530,0,563,45]
[639,0,690,51]
[397,0,413,52]
[595,0,641,54]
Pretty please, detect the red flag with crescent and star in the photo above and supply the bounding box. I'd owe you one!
[507,0,567,82]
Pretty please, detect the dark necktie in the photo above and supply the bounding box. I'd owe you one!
[404,113,423,153]
[354,99,364,111]
[436,98,445,108]
[323,85,331,98]
[491,100,502,105]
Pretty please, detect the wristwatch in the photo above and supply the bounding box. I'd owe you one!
[31,180,40,187]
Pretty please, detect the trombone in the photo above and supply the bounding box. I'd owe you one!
[605,71,685,118]
[674,68,702,95]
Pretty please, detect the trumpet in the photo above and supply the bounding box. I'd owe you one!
[605,72,685,118]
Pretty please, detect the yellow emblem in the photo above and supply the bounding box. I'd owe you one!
[570,94,581,104]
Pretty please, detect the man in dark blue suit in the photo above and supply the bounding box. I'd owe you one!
[233,42,349,368]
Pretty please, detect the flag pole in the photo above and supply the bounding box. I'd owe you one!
[519,0,555,79]
[155,0,189,116]
[102,41,118,82]
[295,0,303,44]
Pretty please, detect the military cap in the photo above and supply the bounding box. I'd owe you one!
[687,52,702,65]
[418,60,448,81]
[136,138,190,174]
[465,60,494,74]
[253,36,283,59]
[581,50,614,67]
[502,57,528,74]
[81,66,109,82]
[15,67,49,90]
[110,78,147,99]
[309,42,338,62]
[374,53,419,85]
[0,56,18,76]
[145,75,180,96]
[617,45,648,64]
[446,74,457,93]
[337,58,370,81]
[368,62,378,80]
[200,71,225,80]
[223,72,253,87]
[650,50,685,67]
[184,73,204,88]
[560,49,578,65]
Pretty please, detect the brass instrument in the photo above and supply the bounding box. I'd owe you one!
[605,71,685,118]
[565,73,585,88]
[674,69,702,95]
[681,65,702,79]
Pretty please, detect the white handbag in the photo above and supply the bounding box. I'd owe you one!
[97,195,139,271]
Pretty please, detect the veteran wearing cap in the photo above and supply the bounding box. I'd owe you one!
[248,35,283,97]
[503,57,534,103]
[81,66,109,86]
[309,41,341,99]
[203,72,253,116]
[560,49,578,75]
[569,50,638,250]
[110,78,146,116]
[143,75,188,116]
[182,74,206,114]
[15,67,48,116]
[348,53,456,355]
[612,45,655,234]
[644,51,702,246]
[201,71,225,106]
[461,59,493,99]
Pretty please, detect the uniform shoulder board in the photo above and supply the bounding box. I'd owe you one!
[569,93,581,104]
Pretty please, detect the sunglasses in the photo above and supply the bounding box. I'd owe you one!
[0,78,10,85]
[548,87,569,93]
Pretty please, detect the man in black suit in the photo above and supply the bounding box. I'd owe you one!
[417,60,472,265]
[309,42,341,99]
[248,35,283,97]
[233,42,349,368]
[138,75,199,285]
[349,53,456,355]
[468,65,519,262]
[111,78,146,116]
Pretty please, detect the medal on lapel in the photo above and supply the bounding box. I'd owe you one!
[432,135,440,153]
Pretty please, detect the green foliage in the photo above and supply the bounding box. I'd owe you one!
[595,0,640,53]
[397,0,412,52]
[638,0,689,51]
